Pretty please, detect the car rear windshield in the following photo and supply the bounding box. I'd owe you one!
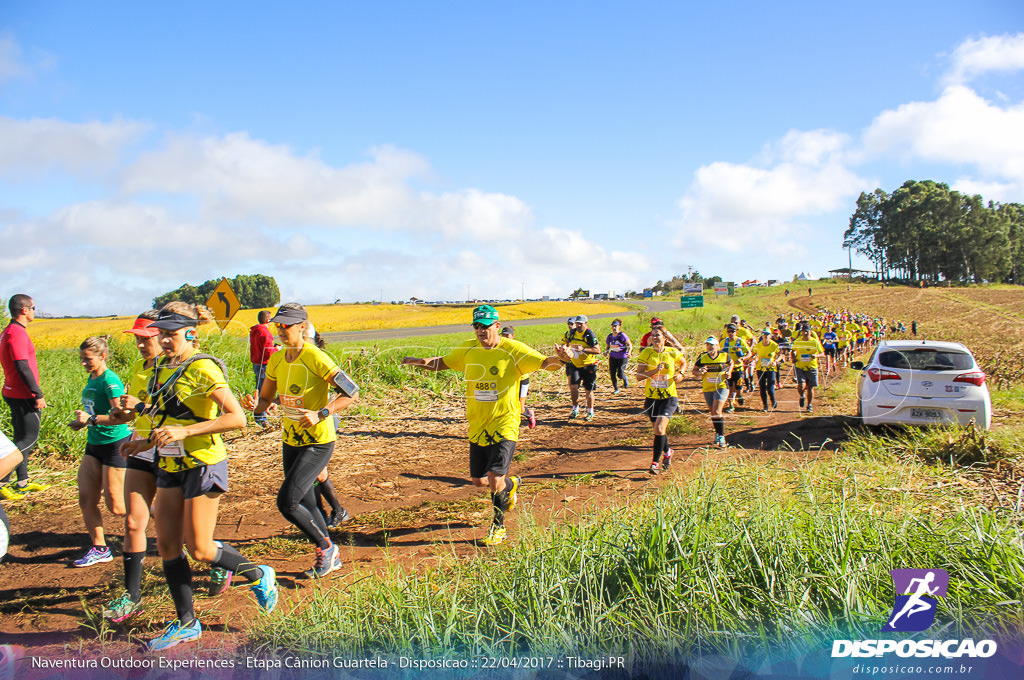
[878,349,973,371]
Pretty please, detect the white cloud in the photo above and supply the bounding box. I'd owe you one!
[123,134,532,241]
[675,130,868,255]
[0,116,150,178]
[943,33,1024,86]
[949,178,1017,203]
[0,200,321,315]
[863,85,1024,194]
[0,35,54,84]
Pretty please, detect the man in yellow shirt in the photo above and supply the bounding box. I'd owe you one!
[791,323,825,414]
[564,315,600,420]
[403,306,572,546]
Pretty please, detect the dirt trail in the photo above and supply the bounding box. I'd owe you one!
[1,366,854,660]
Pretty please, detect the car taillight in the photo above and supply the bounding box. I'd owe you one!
[953,371,986,387]
[866,368,901,383]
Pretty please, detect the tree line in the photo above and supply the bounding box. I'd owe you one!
[844,180,1024,284]
[648,272,724,294]
[153,274,281,309]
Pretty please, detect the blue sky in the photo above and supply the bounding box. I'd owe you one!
[1,1,1022,315]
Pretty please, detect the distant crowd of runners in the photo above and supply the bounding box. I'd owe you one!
[0,292,905,653]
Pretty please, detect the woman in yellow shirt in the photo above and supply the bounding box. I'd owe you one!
[634,325,687,474]
[121,303,277,651]
[246,303,357,579]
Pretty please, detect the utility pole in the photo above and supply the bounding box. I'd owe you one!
[521,281,525,301]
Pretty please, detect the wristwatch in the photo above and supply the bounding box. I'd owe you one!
[318,407,330,422]
[88,414,98,427]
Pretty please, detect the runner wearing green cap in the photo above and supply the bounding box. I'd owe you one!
[403,305,573,546]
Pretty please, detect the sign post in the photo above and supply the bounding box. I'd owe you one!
[204,278,241,332]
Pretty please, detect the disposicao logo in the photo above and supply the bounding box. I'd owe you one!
[882,568,948,632]
[831,568,998,659]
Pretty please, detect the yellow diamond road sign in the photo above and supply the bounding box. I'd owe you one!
[205,278,240,331]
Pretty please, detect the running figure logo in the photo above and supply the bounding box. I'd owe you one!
[882,568,949,632]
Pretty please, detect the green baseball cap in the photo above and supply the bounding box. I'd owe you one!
[472,305,499,325]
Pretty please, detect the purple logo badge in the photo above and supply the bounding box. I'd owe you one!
[882,569,949,632]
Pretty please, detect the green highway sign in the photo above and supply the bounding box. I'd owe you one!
[680,295,704,309]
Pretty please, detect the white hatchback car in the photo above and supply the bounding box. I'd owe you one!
[851,340,992,430]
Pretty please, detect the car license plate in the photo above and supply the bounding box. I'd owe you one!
[912,408,941,419]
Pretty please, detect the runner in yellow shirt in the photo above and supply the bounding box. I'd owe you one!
[692,336,733,448]
[634,325,687,474]
[721,323,751,412]
[791,323,826,414]
[565,315,600,420]
[245,303,357,579]
[752,329,781,411]
[403,305,573,546]
[119,303,277,651]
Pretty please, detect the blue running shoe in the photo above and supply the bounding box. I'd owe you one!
[147,619,201,651]
[250,565,278,612]
[304,544,342,579]
[73,546,113,567]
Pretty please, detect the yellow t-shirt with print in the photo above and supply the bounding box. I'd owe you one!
[151,356,228,473]
[721,336,750,366]
[443,337,546,445]
[792,338,825,369]
[566,328,599,367]
[126,358,157,460]
[735,326,756,345]
[267,344,339,447]
[752,340,780,372]
[636,346,685,399]
[694,351,731,392]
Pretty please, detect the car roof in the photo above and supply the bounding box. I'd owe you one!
[877,339,970,352]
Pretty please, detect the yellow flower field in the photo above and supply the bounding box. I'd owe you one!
[29,301,636,349]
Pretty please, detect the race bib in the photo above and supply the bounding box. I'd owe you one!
[651,374,670,389]
[129,431,156,462]
[473,382,498,402]
[610,343,622,352]
[280,394,305,419]
[82,398,96,416]
[760,358,771,368]
[706,375,720,385]
[158,440,186,458]
[801,353,813,363]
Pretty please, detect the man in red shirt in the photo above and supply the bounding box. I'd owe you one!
[1,294,48,500]
[249,310,278,427]
[639,317,662,348]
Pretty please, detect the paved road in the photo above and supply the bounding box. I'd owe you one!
[320,300,682,343]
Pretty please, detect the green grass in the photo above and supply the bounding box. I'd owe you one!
[248,452,1024,664]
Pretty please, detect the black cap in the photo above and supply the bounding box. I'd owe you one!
[149,310,198,331]
[270,305,308,325]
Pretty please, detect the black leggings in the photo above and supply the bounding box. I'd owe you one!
[2,397,40,484]
[757,370,776,408]
[608,357,628,389]
[278,442,334,549]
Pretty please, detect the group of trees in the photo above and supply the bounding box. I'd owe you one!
[153,274,281,309]
[649,272,723,294]
[844,180,1024,284]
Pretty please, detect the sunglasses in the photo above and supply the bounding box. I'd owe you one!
[472,322,496,330]
[274,322,297,330]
